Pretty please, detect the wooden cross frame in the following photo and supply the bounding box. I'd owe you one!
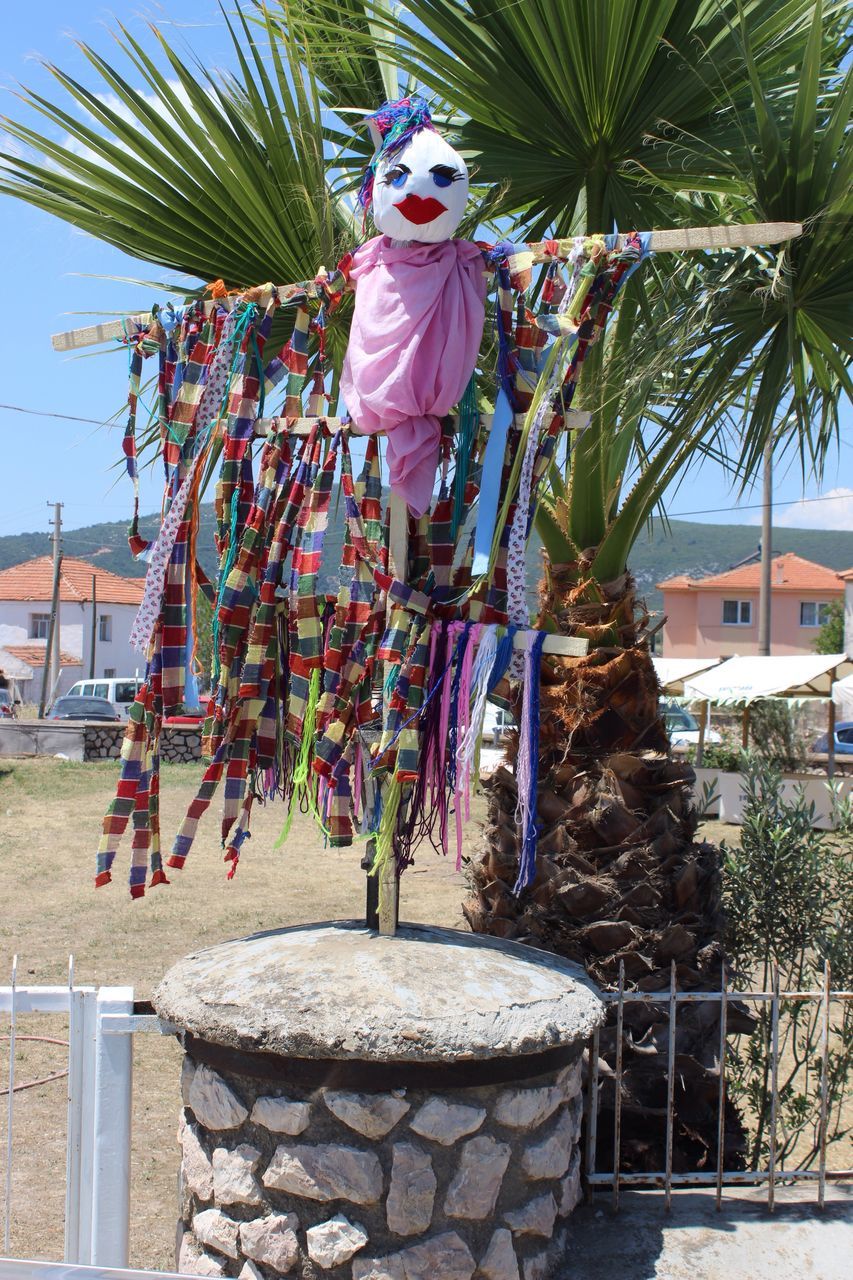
[50,220,802,935]
[50,223,801,352]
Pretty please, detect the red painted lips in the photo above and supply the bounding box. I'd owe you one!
[393,194,448,224]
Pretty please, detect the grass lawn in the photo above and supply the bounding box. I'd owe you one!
[0,757,469,1268]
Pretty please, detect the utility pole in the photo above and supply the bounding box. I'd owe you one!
[38,502,63,718]
[90,572,97,679]
[757,436,773,656]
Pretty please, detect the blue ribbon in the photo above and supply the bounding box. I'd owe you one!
[472,387,514,576]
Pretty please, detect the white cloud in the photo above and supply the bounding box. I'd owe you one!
[773,486,853,531]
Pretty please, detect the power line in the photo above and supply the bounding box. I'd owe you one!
[2,400,851,521]
[667,490,853,519]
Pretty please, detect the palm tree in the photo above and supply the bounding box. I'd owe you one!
[3,0,849,1172]
[332,0,851,1170]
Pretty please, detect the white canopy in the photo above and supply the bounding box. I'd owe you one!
[684,653,853,705]
[653,656,720,696]
[833,672,853,717]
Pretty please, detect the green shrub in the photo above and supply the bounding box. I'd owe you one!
[722,754,852,1170]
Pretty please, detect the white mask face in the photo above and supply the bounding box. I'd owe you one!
[371,129,469,244]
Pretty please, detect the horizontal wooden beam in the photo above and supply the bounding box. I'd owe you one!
[252,409,591,437]
[517,632,587,658]
[50,222,802,352]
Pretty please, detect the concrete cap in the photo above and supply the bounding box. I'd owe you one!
[154,921,605,1064]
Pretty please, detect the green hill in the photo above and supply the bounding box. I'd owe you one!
[2,509,851,615]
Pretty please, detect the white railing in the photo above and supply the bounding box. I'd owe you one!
[4,956,850,1274]
[1,958,166,1269]
[585,959,853,1209]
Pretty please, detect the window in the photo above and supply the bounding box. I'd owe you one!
[722,599,752,625]
[98,614,112,642]
[800,601,831,628]
[93,683,109,699]
[103,668,116,679]
[29,613,50,639]
[115,681,140,704]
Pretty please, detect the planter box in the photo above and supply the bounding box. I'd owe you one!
[693,767,851,830]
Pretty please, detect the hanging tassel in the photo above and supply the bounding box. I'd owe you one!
[453,624,479,868]
[370,776,404,911]
[451,373,478,540]
[276,667,321,847]
[512,631,545,896]
[457,624,499,779]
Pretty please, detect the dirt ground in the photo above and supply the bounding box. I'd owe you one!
[0,757,740,1269]
[0,757,472,1269]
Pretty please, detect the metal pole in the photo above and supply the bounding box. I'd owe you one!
[665,960,677,1211]
[758,436,773,655]
[3,956,17,1255]
[817,959,831,1210]
[715,965,728,1211]
[768,965,780,1213]
[89,574,97,680]
[612,960,625,1211]
[696,699,708,767]
[38,502,63,717]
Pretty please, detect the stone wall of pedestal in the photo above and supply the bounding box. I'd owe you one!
[175,1053,584,1280]
[155,922,604,1280]
[82,721,202,762]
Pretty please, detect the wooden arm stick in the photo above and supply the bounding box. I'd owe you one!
[250,409,591,437]
[50,221,802,352]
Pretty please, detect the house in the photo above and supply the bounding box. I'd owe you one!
[843,567,853,659]
[657,552,849,658]
[0,555,145,701]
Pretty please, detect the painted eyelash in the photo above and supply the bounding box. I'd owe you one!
[381,165,410,185]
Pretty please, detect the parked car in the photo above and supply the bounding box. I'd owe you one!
[660,700,721,747]
[0,689,18,719]
[48,696,121,722]
[812,721,853,755]
[66,677,142,720]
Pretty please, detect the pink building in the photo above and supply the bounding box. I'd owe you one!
[658,552,849,658]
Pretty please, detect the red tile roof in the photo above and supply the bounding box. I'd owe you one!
[2,643,81,667]
[658,552,846,594]
[0,556,144,605]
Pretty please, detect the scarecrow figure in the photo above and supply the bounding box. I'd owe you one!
[340,97,486,517]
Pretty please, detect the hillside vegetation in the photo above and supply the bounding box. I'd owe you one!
[2,510,852,616]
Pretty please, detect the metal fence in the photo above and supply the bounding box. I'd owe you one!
[3,956,851,1272]
[585,958,853,1210]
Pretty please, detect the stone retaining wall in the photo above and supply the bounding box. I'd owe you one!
[176,1052,584,1280]
[82,722,202,762]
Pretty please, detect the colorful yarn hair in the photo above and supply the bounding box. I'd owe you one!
[357,95,436,212]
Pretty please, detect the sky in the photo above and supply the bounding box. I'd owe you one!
[1,1,851,549]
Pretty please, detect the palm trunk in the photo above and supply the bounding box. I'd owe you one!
[465,558,750,1172]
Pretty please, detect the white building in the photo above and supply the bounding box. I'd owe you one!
[0,555,145,703]
[843,568,853,659]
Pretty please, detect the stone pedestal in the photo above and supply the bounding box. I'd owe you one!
[154,922,604,1280]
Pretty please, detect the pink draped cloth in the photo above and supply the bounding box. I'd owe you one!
[340,235,486,516]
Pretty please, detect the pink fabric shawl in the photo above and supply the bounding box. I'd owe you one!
[340,235,486,517]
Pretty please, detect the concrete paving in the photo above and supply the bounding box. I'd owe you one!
[560,1185,852,1279]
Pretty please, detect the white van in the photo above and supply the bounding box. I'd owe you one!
[66,676,143,720]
